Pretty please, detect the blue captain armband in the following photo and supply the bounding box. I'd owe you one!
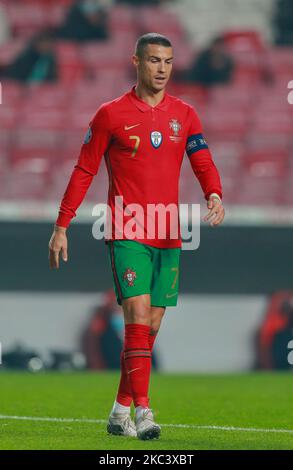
[186,133,209,157]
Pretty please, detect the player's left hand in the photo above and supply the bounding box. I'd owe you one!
[203,195,225,227]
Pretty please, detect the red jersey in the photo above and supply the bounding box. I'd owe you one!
[56,86,222,248]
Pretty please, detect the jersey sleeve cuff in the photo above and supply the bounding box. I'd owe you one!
[206,191,222,201]
[55,212,72,228]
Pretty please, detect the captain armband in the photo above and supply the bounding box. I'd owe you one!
[186,133,209,157]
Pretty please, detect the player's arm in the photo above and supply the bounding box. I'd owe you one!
[185,107,225,227]
[49,105,112,269]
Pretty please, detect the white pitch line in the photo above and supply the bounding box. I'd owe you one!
[0,415,106,424]
[0,415,293,435]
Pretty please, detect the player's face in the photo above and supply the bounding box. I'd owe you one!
[134,44,173,92]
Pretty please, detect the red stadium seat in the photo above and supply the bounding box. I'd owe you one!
[10,147,54,167]
[5,2,49,37]
[109,5,136,32]
[252,112,292,135]
[209,85,254,107]
[15,128,61,149]
[7,160,51,200]
[0,106,19,129]
[0,80,24,106]
[81,41,132,74]
[244,150,289,178]
[236,175,282,205]
[20,107,68,130]
[246,131,292,152]
[267,48,293,74]
[223,31,264,53]
[26,83,71,109]
[203,110,248,139]
[0,40,24,66]
[138,6,184,36]
[209,140,244,171]
[56,42,85,84]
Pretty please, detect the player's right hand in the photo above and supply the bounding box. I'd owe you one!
[48,225,68,269]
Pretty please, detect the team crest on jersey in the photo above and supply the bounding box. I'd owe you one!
[169,119,182,136]
[169,119,183,143]
[123,268,137,287]
[150,131,162,148]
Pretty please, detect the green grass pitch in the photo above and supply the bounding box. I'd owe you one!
[0,371,293,450]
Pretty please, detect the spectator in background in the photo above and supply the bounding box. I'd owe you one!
[57,0,109,42]
[181,37,234,87]
[0,29,57,83]
[81,289,159,370]
[271,299,293,369]
[0,5,10,45]
[254,291,293,370]
[81,289,124,370]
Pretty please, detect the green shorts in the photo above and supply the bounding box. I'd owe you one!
[107,240,181,307]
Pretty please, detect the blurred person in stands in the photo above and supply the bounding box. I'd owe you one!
[0,30,57,83]
[57,0,109,42]
[270,298,293,369]
[81,289,124,370]
[0,4,10,45]
[182,36,234,87]
[82,289,159,370]
[254,291,293,370]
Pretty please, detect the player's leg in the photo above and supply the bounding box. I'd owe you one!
[113,305,165,415]
[107,241,154,437]
[120,295,161,440]
[109,294,161,439]
[131,246,180,438]
[149,305,165,350]
[122,294,152,408]
[107,241,171,439]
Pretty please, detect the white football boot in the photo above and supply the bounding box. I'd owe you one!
[135,408,161,440]
[107,412,137,437]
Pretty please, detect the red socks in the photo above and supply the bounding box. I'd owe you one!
[116,324,156,408]
[148,332,156,352]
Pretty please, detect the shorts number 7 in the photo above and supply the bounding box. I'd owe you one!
[171,267,179,289]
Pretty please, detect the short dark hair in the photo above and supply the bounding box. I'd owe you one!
[135,33,172,58]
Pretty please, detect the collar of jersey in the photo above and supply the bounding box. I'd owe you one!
[129,86,170,112]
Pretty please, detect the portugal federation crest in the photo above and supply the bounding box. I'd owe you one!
[169,119,182,136]
[169,119,183,143]
[123,268,137,287]
[150,131,162,148]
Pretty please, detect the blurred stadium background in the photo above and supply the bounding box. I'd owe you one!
[0,0,293,375]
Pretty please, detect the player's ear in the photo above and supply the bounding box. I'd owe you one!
[132,54,139,68]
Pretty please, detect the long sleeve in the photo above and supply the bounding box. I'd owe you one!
[185,107,222,200]
[56,104,112,228]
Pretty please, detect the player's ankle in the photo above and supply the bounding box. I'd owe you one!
[111,400,131,415]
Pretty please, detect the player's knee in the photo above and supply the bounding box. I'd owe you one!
[129,310,150,325]
[122,297,151,325]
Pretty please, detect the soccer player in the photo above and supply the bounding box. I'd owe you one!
[48,33,225,440]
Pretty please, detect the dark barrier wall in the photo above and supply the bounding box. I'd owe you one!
[0,222,292,294]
